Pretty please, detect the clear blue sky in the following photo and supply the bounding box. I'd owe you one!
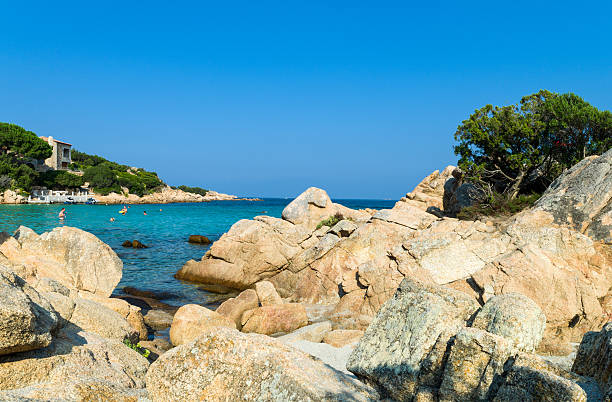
[1,1,610,199]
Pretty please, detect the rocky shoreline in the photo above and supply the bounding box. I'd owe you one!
[0,186,261,204]
[0,149,610,400]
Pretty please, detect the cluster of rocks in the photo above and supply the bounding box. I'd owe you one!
[0,189,27,204]
[174,149,612,356]
[0,226,151,399]
[168,279,364,353]
[0,148,610,400]
[346,277,599,400]
[122,239,148,248]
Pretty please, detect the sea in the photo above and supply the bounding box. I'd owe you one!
[0,199,395,307]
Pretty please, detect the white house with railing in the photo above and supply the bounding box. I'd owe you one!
[28,188,96,204]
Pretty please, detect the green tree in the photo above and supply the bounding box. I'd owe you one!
[455,90,612,199]
[523,91,612,166]
[83,164,117,189]
[454,103,544,199]
[0,123,52,160]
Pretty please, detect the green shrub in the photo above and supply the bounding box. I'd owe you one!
[457,192,541,221]
[176,185,208,196]
[38,170,84,189]
[316,214,345,230]
[123,338,150,359]
[83,164,117,189]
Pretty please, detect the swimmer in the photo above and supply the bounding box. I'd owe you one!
[159,208,162,212]
[110,217,115,222]
[143,211,147,216]
[58,208,66,220]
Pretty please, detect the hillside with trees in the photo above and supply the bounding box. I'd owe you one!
[70,150,164,196]
[0,122,166,196]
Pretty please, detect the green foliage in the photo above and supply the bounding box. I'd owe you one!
[457,192,541,221]
[123,338,150,358]
[0,123,54,191]
[0,123,52,160]
[75,149,163,196]
[455,90,612,198]
[38,171,84,189]
[176,185,208,196]
[316,214,346,230]
[83,164,117,189]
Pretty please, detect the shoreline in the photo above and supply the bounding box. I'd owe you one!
[0,187,262,205]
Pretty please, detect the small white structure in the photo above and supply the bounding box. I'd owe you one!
[28,188,95,204]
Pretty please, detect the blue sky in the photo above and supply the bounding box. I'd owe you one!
[1,1,610,199]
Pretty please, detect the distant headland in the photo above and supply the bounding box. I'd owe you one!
[0,122,258,204]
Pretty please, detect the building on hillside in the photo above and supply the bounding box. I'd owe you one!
[39,136,72,170]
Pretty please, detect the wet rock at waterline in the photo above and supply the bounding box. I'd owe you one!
[188,234,211,244]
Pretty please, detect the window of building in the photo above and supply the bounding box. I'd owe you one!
[63,148,70,158]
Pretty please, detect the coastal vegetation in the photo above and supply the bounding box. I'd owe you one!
[171,185,208,196]
[72,150,164,196]
[455,90,612,200]
[0,123,52,192]
[316,214,344,230]
[456,192,541,221]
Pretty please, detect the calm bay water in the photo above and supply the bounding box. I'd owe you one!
[0,199,395,306]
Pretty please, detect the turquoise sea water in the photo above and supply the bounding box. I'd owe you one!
[0,199,395,306]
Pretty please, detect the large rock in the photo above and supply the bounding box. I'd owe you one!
[438,328,515,401]
[534,147,612,243]
[241,303,309,335]
[169,304,236,346]
[444,182,486,217]
[0,325,149,394]
[395,165,456,212]
[493,365,587,402]
[175,216,310,291]
[215,288,259,328]
[572,322,612,398]
[346,278,480,400]
[281,187,334,227]
[281,187,370,230]
[145,327,379,401]
[0,266,59,355]
[0,226,122,297]
[472,293,546,352]
[78,293,148,341]
[67,296,139,343]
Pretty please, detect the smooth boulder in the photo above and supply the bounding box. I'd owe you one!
[169,304,236,346]
[0,266,59,355]
[1,226,122,297]
[472,293,546,352]
[145,327,379,401]
[241,303,309,335]
[215,288,259,328]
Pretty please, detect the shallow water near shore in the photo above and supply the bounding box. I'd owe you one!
[0,198,394,306]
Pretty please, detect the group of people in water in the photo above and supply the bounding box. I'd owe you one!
[58,205,161,222]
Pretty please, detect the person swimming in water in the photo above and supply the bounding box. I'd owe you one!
[143,211,147,216]
[58,208,66,220]
[110,217,115,222]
